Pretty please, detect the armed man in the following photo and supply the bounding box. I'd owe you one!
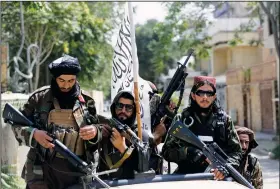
[148,81,176,174]
[162,76,242,180]
[235,126,263,189]
[94,90,151,180]
[11,55,102,189]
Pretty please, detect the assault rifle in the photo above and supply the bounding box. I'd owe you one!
[168,120,254,189]
[99,116,151,173]
[2,103,117,189]
[105,117,147,151]
[151,48,194,131]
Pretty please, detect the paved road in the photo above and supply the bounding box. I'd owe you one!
[253,153,279,189]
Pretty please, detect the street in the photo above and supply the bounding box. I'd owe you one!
[254,153,279,189]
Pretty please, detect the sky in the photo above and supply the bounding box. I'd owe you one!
[111,2,215,46]
[133,2,168,25]
[111,2,167,46]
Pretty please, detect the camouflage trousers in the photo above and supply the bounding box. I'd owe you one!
[24,157,81,189]
[43,156,81,189]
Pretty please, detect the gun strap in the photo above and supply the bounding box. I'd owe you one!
[103,142,134,169]
[174,80,186,115]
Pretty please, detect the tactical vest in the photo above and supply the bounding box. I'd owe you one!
[48,98,85,157]
[182,109,228,146]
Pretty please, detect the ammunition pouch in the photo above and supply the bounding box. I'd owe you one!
[48,98,85,158]
[51,125,84,157]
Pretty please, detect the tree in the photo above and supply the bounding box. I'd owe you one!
[2,2,123,98]
[259,2,280,136]
[136,19,175,85]
[259,2,280,59]
[150,2,213,72]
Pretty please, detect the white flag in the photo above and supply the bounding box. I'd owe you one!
[111,7,152,134]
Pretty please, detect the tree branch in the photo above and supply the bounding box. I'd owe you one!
[38,42,55,65]
[260,2,280,59]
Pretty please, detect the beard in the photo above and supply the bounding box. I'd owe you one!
[242,149,250,159]
[116,113,135,126]
[192,100,213,114]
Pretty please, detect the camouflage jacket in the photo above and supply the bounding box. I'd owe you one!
[239,154,263,189]
[11,85,102,182]
[162,109,242,173]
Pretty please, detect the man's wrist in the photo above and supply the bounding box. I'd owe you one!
[119,145,128,154]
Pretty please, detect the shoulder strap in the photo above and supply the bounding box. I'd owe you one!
[248,155,257,172]
[53,98,61,110]
[213,110,228,142]
[103,142,134,169]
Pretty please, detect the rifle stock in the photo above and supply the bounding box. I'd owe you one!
[168,120,254,189]
[3,103,34,126]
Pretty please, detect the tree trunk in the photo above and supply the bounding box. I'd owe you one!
[34,64,41,90]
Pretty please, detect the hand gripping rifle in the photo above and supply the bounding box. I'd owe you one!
[2,103,117,189]
[168,120,254,189]
[151,49,194,131]
[107,117,147,150]
[100,117,151,173]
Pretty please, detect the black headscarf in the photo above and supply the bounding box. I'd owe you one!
[110,91,136,127]
[48,54,81,78]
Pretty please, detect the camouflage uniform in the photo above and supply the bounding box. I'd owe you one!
[162,108,242,174]
[12,86,102,189]
[235,126,263,189]
[239,154,263,189]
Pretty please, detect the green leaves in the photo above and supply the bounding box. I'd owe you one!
[3,2,123,97]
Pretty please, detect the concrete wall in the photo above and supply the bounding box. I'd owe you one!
[228,47,263,70]
[213,48,228,76]
[212,46,262,77]
[209,32,259,46]
[1,93,29,174]
[226,84,244,126]
[90,90,104,114]
[249,83,262,131]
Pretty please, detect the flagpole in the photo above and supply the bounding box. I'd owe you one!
[128,2,142,141]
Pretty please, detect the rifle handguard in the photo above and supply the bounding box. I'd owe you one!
[216,165,229,177]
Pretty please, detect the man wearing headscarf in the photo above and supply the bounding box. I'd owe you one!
[96,90,151,179]
[11,54,102,189]
[235,126,263,189]
[162,76,242,180]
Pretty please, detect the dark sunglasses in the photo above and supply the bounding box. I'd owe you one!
[115,102,134,112]
[195,90,215,97]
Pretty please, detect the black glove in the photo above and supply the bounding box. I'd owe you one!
[187,147,207,164]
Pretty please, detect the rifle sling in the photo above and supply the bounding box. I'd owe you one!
[103,142,134,169]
